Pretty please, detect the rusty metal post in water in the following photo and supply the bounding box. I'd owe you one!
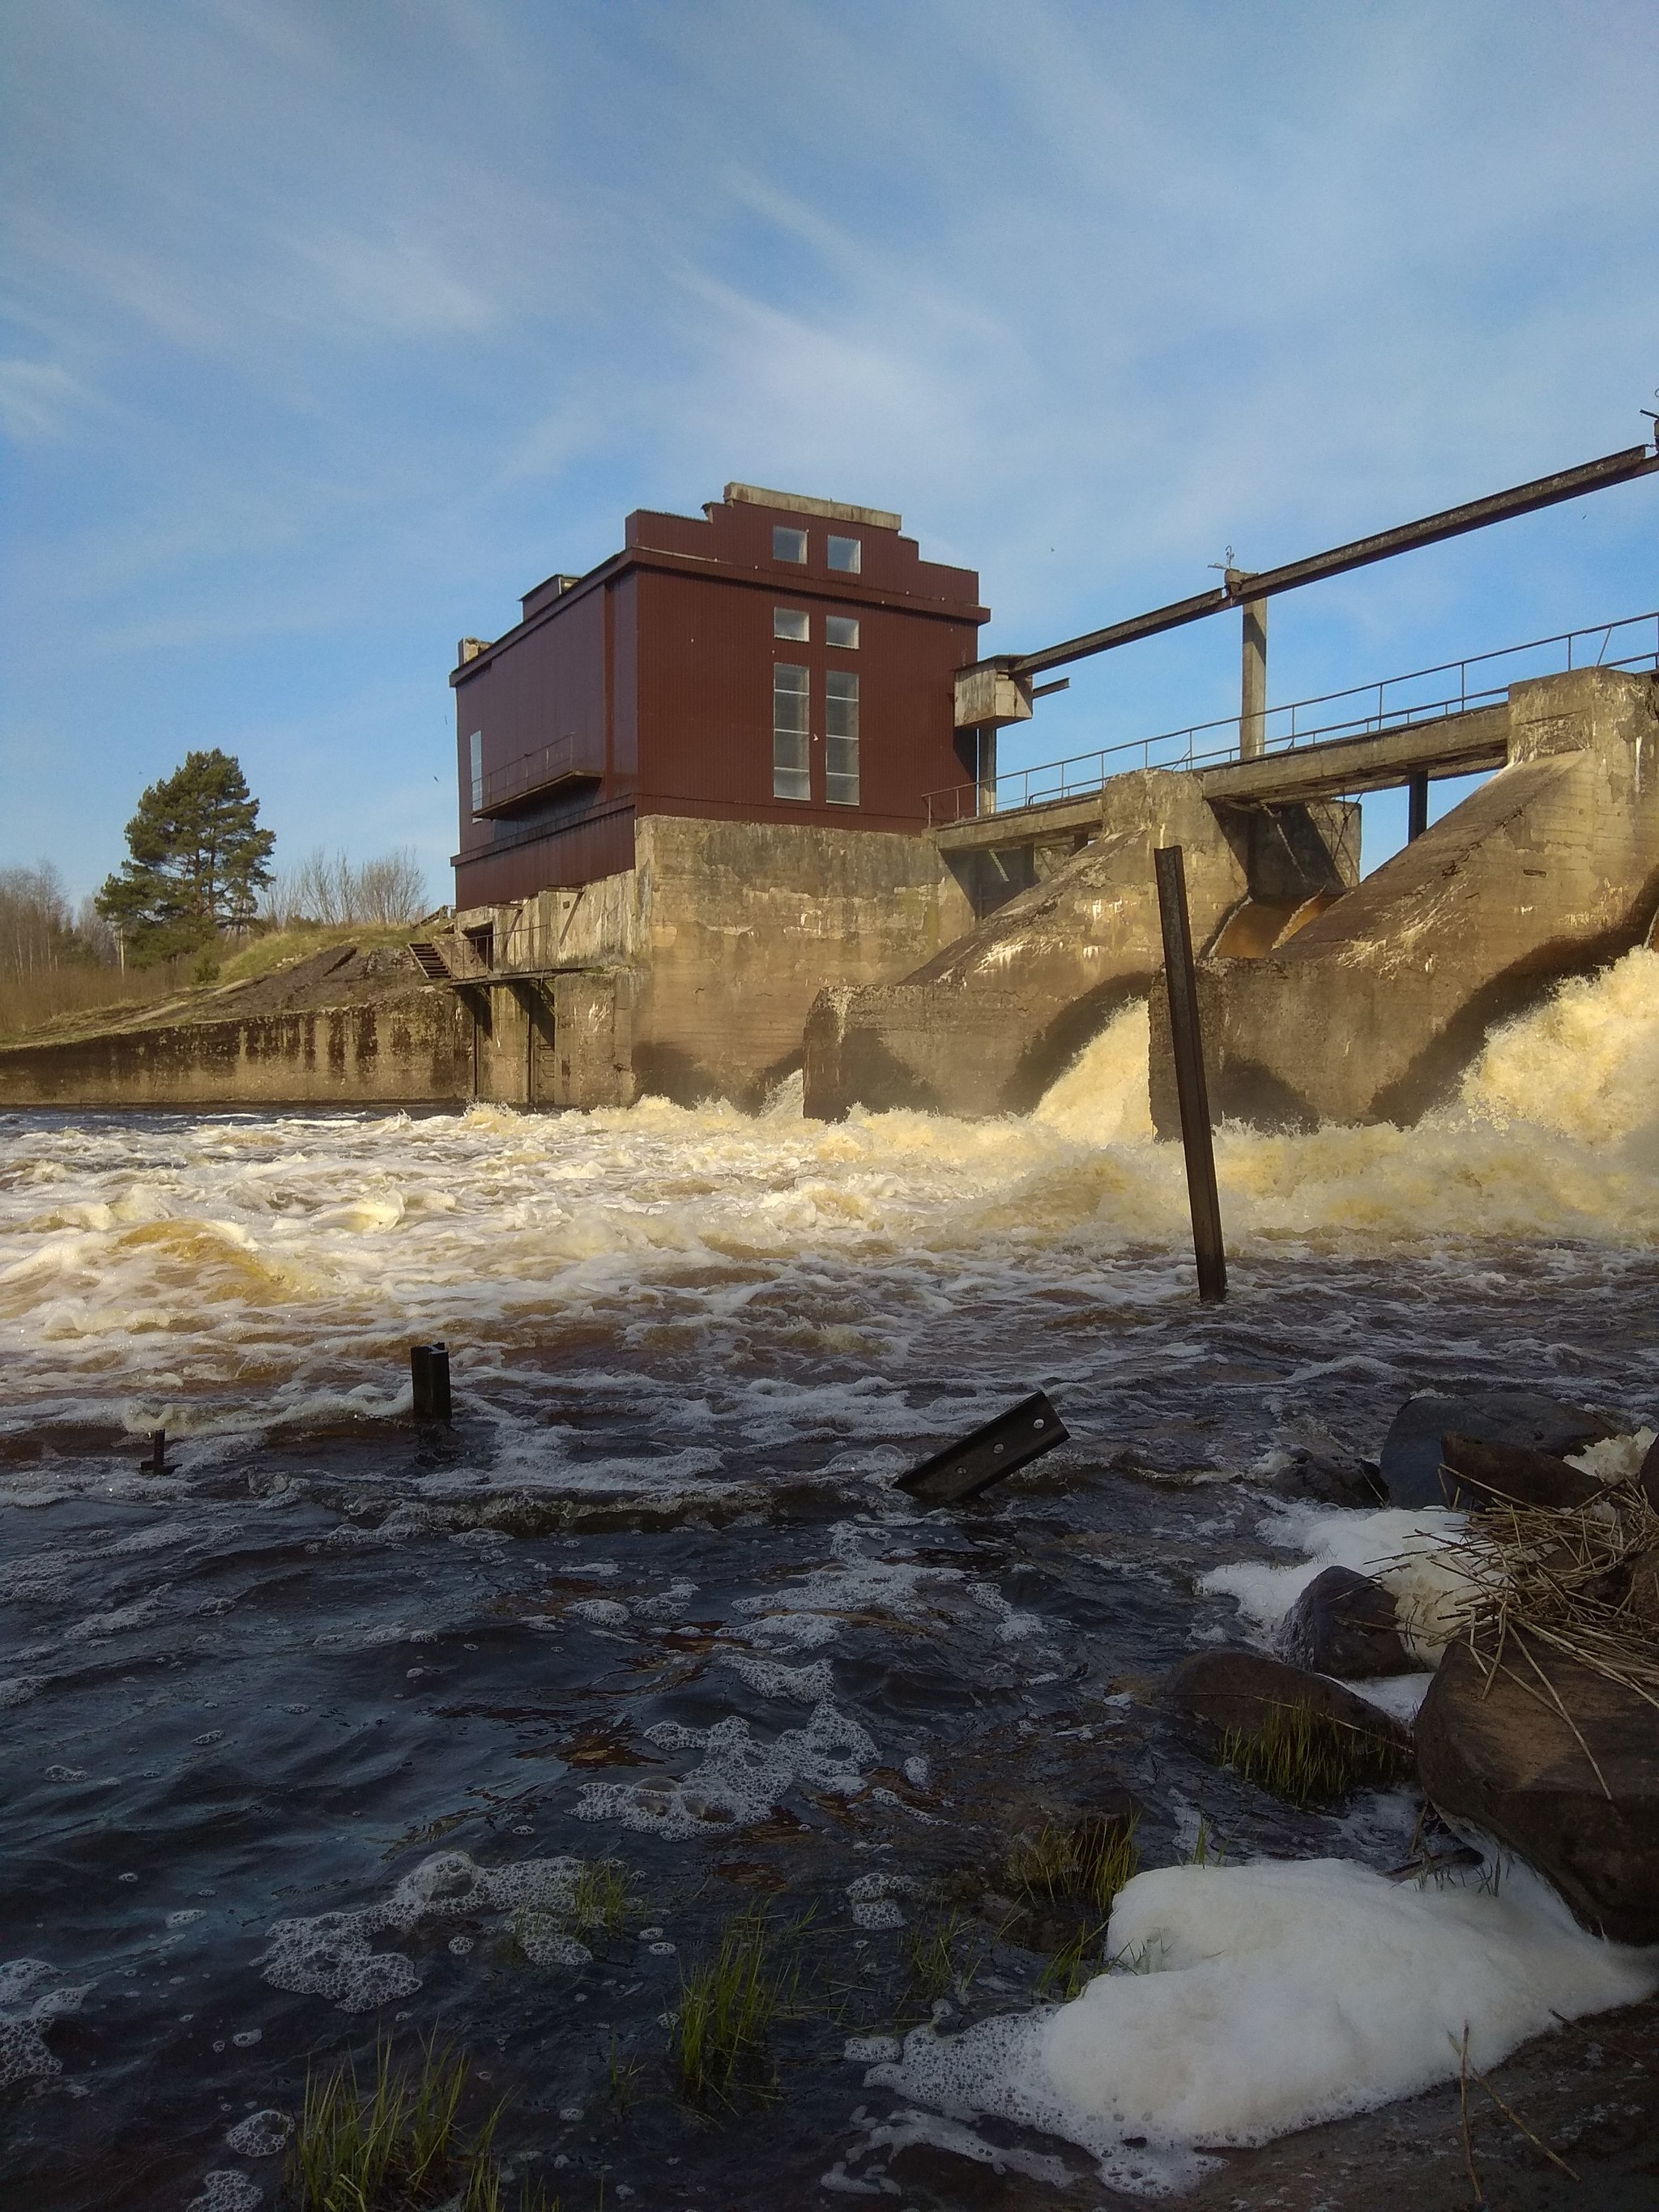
[1154,845,1227,1303]
[412,1343,452,1420]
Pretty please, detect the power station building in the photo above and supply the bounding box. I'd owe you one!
[451,484,986,909]
[437,485,991,1107]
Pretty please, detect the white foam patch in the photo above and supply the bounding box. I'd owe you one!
[1199,1502,1471,1663]
[1341,1672,1435,1726]
[260,1850,585,2012]
[871,1856,1659,2196]
[576,1702,878,1838]
[722,1654,837,1702]
[731,1522,965,1652]
[224,2110,292,2157]
[1567,1428,1657,1484]
[847,1873,924,1929]
[0,1958,91,2088]
[186,2175,262,2212]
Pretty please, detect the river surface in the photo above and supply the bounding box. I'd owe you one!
[2,959,1656,2210]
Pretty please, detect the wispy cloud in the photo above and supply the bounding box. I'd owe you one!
[3,0,1657,894]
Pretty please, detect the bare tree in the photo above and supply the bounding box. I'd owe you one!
[264,847,429,928]
[0,864,75,971]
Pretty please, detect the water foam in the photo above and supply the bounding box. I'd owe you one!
[869,1855,1659,2196]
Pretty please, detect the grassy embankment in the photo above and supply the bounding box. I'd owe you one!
[0,923,417,1043]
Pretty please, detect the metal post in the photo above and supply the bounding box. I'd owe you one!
[1407,772,1430,842]
[1240,594,1268,759]
[412,1343,452,1420]
[1154,846,1227,1303]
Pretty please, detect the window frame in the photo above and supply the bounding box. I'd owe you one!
[772,662,811,802]
[824,614,860,650]
[773,607,809,643]
[773,525,808,564]
[825,668,859,807]
[826,534,862,574]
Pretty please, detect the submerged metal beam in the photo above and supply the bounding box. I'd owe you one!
[1002,443,1659,681]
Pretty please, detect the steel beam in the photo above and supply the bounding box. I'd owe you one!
[1002,444,1659,681]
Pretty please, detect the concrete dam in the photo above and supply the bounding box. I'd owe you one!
[2,663,1654,1132]
[3,462,1656,1127]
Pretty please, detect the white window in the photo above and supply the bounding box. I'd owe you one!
[774,664,810,801]
[825,670,859,805]
[826,534,861,574]
[825,614,859,649]
[773,525,807,563]
[774,607,809,642]
[469,730,484,814]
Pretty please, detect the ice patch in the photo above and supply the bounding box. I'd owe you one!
[872,1856,1659,2195]
[576,1702,877,1838]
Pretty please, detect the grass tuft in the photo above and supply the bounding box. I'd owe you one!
[1218,1702,1411,1808]
[284,2036,552,2210]
[672,1902,804,2104]
[571,1859,632,1937]
[902,1909,983,2003]
[1006,1812,1140,1919]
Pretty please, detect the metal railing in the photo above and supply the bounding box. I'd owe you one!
[474,733,599,817]
[925,609,1659,826]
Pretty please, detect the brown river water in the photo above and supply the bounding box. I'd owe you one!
[1,954,1656,2210]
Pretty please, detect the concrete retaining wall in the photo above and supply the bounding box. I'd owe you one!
[0,989,472,1110]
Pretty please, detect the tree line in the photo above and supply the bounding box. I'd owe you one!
[4,749,433,980]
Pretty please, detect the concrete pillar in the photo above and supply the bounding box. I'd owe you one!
[976,725,998,816]
[1240,596,1268,761]
[1407,771,1429,841]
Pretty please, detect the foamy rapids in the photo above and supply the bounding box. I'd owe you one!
[1,947,1655,1447]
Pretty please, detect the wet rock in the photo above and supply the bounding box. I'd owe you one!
[1416,1633,1659,1946]
[1166,1647,1414,1754]
[1439,1432,1603,1513]
[1277,1566,1415,1679]
[1379,1390,1615,1510]
[1258,1442,1385,1508]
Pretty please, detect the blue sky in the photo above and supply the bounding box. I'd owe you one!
[3,0,1657,905]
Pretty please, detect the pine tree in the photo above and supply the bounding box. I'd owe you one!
[96,749,275,966]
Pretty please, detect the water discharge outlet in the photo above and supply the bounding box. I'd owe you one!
[894,1389,1069,1505]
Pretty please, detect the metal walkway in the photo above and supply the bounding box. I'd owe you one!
[927,609,1659,843]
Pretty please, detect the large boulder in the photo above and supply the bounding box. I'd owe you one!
[1277,1566,1415,1679]
[1380,1390,1615,1510]
[1640,1432,1659,1511]
[1439,1432,1603,1513]
[1416,1633,1659,1946]
[1167,1647,1414,1754]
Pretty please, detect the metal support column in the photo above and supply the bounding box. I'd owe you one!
[1154,845,1227,1303]
[1240,593,1267,759]
[1407,772,1430,841]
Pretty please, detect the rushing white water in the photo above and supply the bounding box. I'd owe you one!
[0,948,1655,1443]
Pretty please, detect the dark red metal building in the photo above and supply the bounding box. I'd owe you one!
[450,484,987,907]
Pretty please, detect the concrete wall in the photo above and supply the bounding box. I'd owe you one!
[459,813,975,1111]
[1149,670,1659,1132]
[0,990,472,1110]
[804,771,1358,1119]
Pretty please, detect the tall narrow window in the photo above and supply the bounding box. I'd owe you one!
[774,607,808,641]
[773,664,810,801]
[469,730,484,814]
[773,525,807,563]
[825,670,859,805]
[826,534,861,574]
[824,614,859,649]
